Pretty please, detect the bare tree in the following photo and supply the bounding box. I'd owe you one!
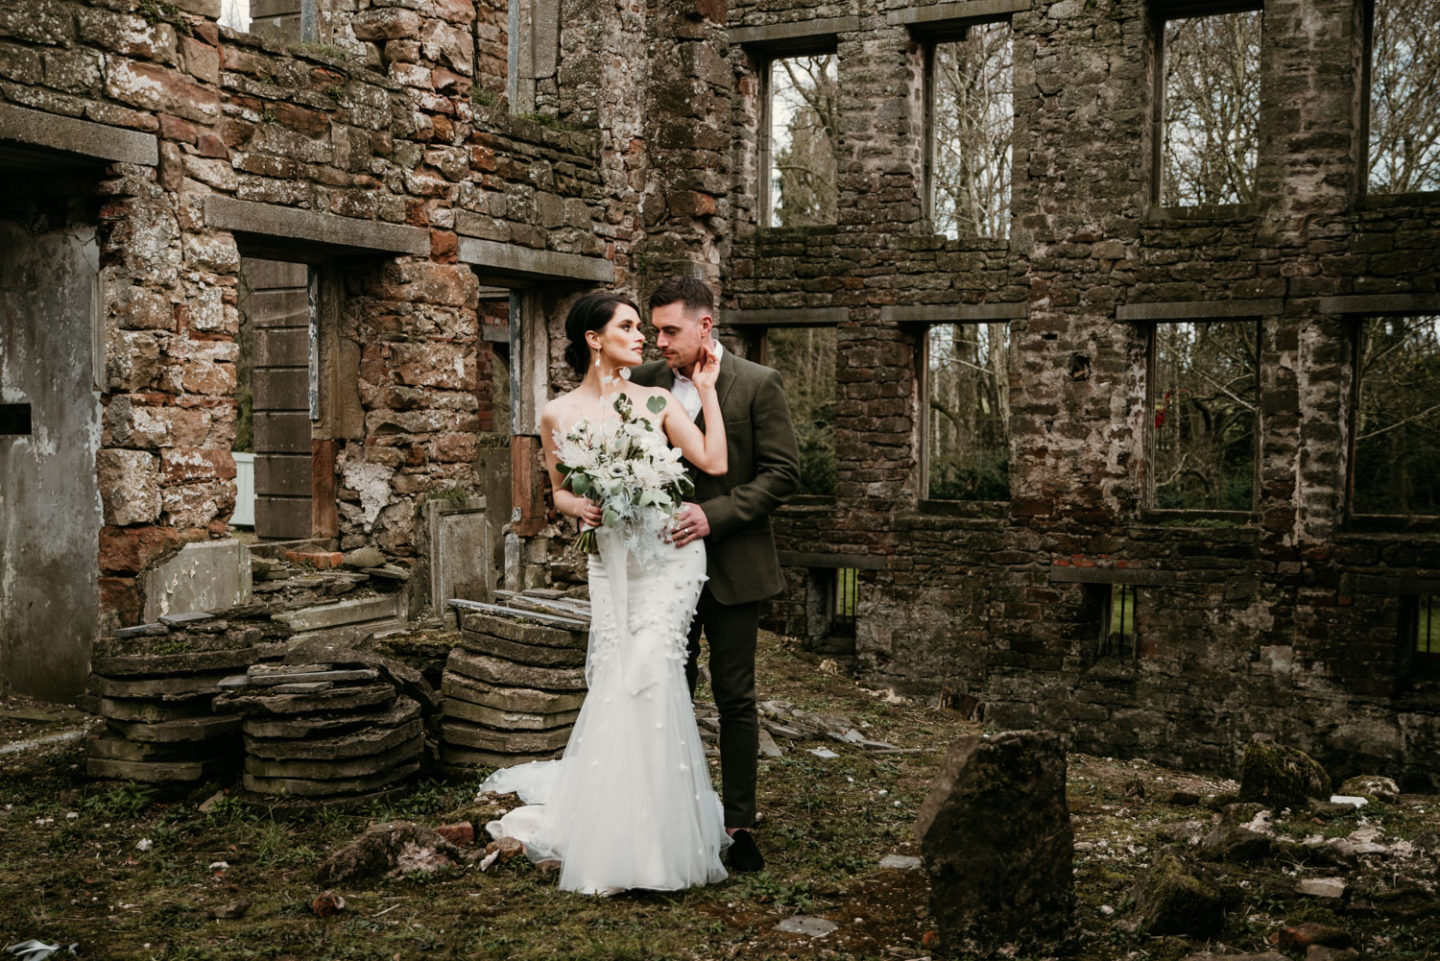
[767,327,837,496]
[771,55,839,227]
[1162,12,1261,207]
[1151,321,1258,511]
[1354,316,1440,514]
[931,22,1013,239]
[1369,0,1440,193]
[928,323,1010,500]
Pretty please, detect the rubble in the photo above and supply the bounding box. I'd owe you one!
[438,599,589,771]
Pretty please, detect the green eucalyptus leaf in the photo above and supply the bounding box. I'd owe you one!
[647,395,667,415]
[603,506,621,528]
[569,474,591,496]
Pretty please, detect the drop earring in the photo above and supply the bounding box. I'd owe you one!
[594,356,601,367]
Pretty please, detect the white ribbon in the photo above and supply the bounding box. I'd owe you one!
[594,526,660,695]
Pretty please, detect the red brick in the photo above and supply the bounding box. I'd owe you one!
[99,576,142,626]
[435,822,475,845]
[99,525,191,575]
[285,551,344,570]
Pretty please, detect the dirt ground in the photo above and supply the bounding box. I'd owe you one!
[1,632,1437,961]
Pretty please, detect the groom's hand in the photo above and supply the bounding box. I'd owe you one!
[669,503,710,547]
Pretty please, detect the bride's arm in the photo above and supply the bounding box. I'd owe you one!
[541,404,603,526]
[659,349,728,476]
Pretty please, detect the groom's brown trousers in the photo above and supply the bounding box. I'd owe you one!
[685,589,760,830]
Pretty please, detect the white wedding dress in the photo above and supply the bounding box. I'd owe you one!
[478,512,729,894]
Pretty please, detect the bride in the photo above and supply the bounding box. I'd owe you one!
[478,291,731,894]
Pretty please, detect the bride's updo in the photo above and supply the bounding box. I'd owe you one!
[564,291,642,377]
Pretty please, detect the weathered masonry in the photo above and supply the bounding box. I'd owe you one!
[2,0,1438,789]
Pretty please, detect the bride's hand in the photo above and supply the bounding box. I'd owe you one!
[691,341,721,391]
[573,498,602,528]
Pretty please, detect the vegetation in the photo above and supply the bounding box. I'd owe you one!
[931,23,1012,239]
[1353,316,1440,515]
[764,327,836,497]
[1151,321,1258,512]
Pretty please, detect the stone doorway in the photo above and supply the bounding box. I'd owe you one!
[237,257,318,540]
[0,187,102,700]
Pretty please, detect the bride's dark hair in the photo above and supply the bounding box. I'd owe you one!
[563,291,642,378]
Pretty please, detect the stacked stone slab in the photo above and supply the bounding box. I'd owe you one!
[215,663,423,801]
[440,598,590,771]
[86,615,271,783]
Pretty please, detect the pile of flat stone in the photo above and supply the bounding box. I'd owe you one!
[215,659,423,802]
[439,594,589,772]
[86,613,273,783]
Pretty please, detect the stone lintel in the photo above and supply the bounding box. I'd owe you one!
[481,325,512,343]
[726,307,850,327]
[457,238,614,284]
[1318,293,1440,316]
[1116,299,1283,322]
[881,303,1026,324]
[1047,565,1175,587]
[729,16,859,51]
[204,196,430,257]
[1344,573,1440,596]
[0,102,158,167]
[778,550,884,571]
[887,0,1032,30]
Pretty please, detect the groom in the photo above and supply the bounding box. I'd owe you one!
[631,277,800,873]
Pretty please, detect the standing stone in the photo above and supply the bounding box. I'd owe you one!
[915,731,1073,957]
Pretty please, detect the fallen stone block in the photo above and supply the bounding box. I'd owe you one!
[1131,852,1225,938]
[1239,737,1330,810]
[916,730,1073,957]
[456,630,587,668]
[241,697,420,740]
[106,715,241,744]
[445,650,587,692]
[243,759,421,797]
[243,737,422,780]
[92,646,261,678]
[1337,774,1399,803]
[214,682,397,716]
[441,670,586,714]
[442,697,579,731]
[1296,877,1347,899]
[245,715,422,761]
[439,719,572,754]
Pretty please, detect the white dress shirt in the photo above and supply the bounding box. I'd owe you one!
[669,340,723,421]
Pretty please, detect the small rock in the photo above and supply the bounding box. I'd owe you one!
[135,838,153,852]
[878,854,922,870]
[209,861,230,872]
[209,899,250,920]
[1305,948,1360,961]
[436,822,476,845]
[1337,774,1399,803]
[197,791,227,813]
[1167,789,1201,806]
[342,546,385,569]
[484,836,526,863]
[1199,824,1274,862]
[809,748,839,759]
[535,858,562,876]
[1132,853,1225,937]
[1239,738,1330,810]
[311,890,345,918]
[776,917,838,937]
[1296,877,1347,899]
[1272,921,1352,952]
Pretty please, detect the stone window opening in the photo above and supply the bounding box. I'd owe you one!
[800,565,858,655]
[1349,315,1440,518]
[220,0,316,43]
[1363,0,1440,195]
[1083,582,1138,663]
[1404,595,1440,677]
[764,50,839,229]
[1150,3,1262,210]
[755,325,838,499]
[922,322,1011,503]
[1146,319,1259,514]
[923,20,1014,240]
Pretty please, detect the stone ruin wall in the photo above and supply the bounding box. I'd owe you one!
[3,0,1440,787]
[719,0,1440,788]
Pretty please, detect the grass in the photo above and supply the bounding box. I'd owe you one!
[2,635,1438,960]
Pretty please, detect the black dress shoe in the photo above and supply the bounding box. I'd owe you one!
[726,829,765,873]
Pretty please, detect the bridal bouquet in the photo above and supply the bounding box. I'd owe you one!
[553,392,693,554]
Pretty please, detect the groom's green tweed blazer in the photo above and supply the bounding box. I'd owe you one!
[631,351,801,606]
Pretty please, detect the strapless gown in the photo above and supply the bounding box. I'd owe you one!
[477,536,729,894]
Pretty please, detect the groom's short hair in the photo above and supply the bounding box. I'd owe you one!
[649,276,714,315]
